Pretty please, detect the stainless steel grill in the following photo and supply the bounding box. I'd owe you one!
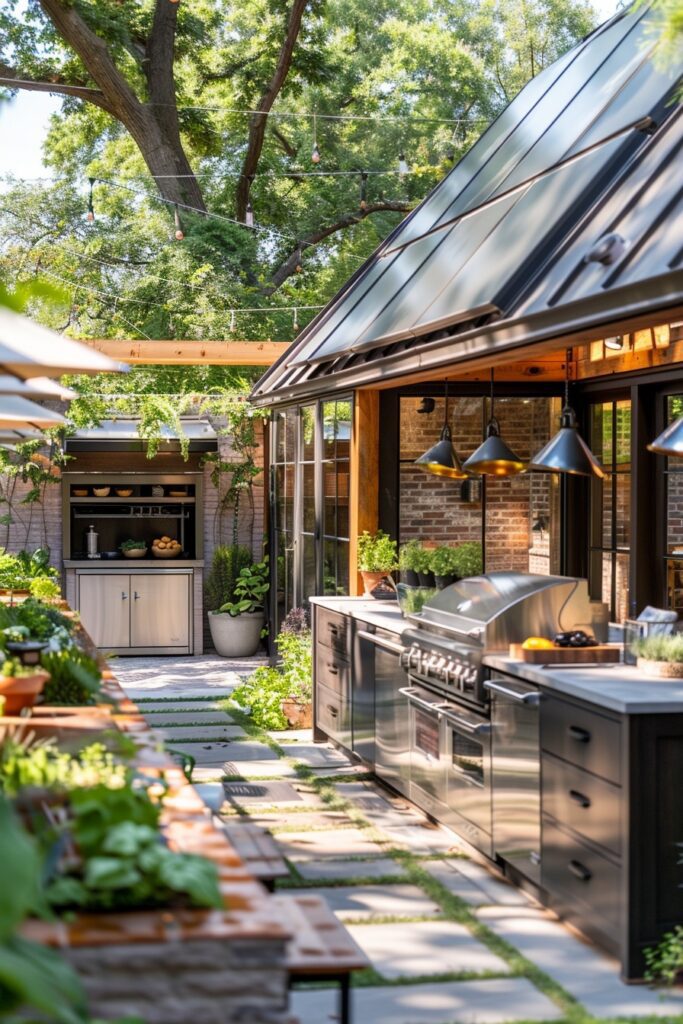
[400,572,594,708]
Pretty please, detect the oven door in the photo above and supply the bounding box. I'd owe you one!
[443,705,492,857]
[400,684,447,817]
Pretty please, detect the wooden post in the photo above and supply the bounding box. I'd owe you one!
[349,390,380,596]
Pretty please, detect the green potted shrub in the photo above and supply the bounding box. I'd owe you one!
[452,541,483,579]
[399,539,422,586]
[207,557,269,657]
[429,546,459,589]
[413,545,435,587]
[357,530,398,595]
[634,633,683,679]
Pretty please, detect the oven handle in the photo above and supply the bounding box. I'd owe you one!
[399,687,490,735]
[399,686,444,716]
[484,680,541,705]
[357,630,404,656]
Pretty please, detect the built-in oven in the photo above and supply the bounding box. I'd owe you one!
[401,683,492,856]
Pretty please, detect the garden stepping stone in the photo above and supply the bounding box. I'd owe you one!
[268,728,313,742]
[157,725,246,741]
[295,857,409,882]
[379,823,462,854]
[283,743,352,769]
[221,759,299,778]
[346,920,510,979]
[424,858,532,908]
[209,740,277,761]
[476,905,683,1018]
[335,781,432,829]
[274,827,386,861]
[291,978,562,1024]
[140,710,236,725]
[222,780,309,805]
[135,701,227,714]
[287,884,441,920]
[247,810,354,831]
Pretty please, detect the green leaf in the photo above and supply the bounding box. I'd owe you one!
[84,856,143,891]
[101,822,158,856]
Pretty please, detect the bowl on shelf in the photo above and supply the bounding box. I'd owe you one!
[152,546,182,559]
[152,537,183,559]
[93,486,111,497]
[115,488,133,497]
[168,488,187,497]
[121,546,147,559]
[72,488,88,497]
[152,485,164,497]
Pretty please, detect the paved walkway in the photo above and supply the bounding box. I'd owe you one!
[116,656,683,1024]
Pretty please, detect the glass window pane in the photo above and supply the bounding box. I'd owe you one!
[301,406,316,461]
[275,409,297,464]
[302,534,316,605]
[302,463,316,533]
[615,473,630,547]
[337,540,349,595]
[615,552,630,622]
[615,401,631,466]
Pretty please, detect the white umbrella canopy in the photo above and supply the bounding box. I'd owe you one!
[0,395,66,430]
[0,307,125,379]
[0,375,77,400]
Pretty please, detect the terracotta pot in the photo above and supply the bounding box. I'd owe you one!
[637,657,683,679]
[360,570,388,596]
[281,698,312,729]
[0,670,50,713]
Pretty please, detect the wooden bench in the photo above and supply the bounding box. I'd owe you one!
[271,892,370,1024]
[220,820,290,891]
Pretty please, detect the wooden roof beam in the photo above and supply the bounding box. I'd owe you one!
[79,339,291,366]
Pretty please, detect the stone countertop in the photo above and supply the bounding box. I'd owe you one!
[485,655,683,715]
[310,596,405,635]
[64,559,204,569]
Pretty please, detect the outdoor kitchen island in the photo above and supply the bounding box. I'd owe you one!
[311,586,683,982]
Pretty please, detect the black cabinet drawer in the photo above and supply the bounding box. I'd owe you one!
[542,753,621,857]
[315,648,351,700]
[316,607,350,660]
[315,681,352,747]
[541,695,621,784]
[542,817,622,945]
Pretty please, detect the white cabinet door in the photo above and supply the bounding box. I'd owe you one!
[78,574,130,648]
[130,573,190,649]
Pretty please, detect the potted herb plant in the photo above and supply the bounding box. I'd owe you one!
[413,545,435,587]
[634,633,683,679]
[430,546,459,589]
[207,557,269,657]
[357,530,399,595]
[399,540,422,587]
[452,541,484,579]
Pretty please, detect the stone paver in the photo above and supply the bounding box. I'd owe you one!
[140,710,237,725]
[248,810,355,831]
[347,920,510,979]
[158,725,246,741]
[295,857,409,881]
[425,859,533,908]
[115,655,266,699]
[134,701,225,713]
[274,827,385,861]
[222,779,319,806]
[477,904,683,1018]
[207,740,277,761]
[288,884,441,920]
[192,782,225,813]
[222,759,300,778]
[268,728,312,743]
[381,824,462,854]
[336,780,434,829]
[283,743,352,768]
[291,978,563,1024]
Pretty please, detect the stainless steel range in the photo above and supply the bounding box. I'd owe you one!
[400,572,594,709]
[394,572,594,859]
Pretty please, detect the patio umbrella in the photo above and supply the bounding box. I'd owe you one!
[0,395,66,430]
[0,307,125,379]
[0,375,76,400]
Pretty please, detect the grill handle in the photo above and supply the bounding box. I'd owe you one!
[399,686,443,716]
[399,687,490,735]
[357,630,404,656]
[484,680,541,705]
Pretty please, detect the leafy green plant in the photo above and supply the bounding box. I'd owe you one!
[452,542,483,578]
[230,667,291,730]
[399,539,422,572]
[429,546,459,576]
[29,576,62,602]
[43,782,222,913]
[645,913,683,986]
[396,584,439,615]
[218,558,269,616]
[120,539,147,552]
[205,544,253,612]
[0,547,59,592]
[412,546,433,574]
[0,598,73,644]
[231,609,312,728]
[40,649,103,706]
[634,633,683,663]
[0,730,128,798]
[357,530,399,573]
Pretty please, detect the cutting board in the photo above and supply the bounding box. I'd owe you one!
[509,643,622,664]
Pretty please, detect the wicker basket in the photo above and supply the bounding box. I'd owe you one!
[122,548,147,559]
[151,546,181,559]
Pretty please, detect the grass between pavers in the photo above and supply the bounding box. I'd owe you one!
[141,718,237,727]
[135,695,222,704]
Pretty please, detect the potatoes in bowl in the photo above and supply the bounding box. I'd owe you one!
[151,536,183,559]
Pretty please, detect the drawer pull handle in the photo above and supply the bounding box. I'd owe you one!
[568,859,592,882]
[327,705,338,717]
[328,624,339,634]
[327,664,339,675]
[567,725,591,743]
[121,592,128,600]
[569,789,591,809]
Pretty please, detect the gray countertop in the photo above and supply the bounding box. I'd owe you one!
[485,655,683,714]
[64,560,204,569]
[310,596,404,635]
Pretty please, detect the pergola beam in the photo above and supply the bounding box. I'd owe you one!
[80,339,291,366]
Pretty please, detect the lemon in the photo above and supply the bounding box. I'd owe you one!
[521,636,554,650]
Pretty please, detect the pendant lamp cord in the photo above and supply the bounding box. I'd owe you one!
[564,346,572,409]
[444,379,449,422]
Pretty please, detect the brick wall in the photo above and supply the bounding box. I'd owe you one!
[0,473,63,569]
[399,396,559,574]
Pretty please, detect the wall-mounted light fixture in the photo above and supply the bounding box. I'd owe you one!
[417,397,436,415]
[604,335,624,351]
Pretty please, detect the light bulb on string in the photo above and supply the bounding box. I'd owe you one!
[245,201,254,228]
[311,112,320,164]
[359,172,368,210]
[293,307,299,333]
[173,204,184,240]
[86,177,95,222]
[295,244,303,273]
[398,152,409,178]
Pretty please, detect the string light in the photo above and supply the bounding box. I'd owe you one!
[359,172,368,210]
[311,113,321,164]
[398,152,409,178]
[293,307,299,332]
[245,201,254,228]
[86,177,95,222]
[173,204,184,240]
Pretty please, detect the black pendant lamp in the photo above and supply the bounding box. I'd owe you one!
[528,349,604,478]
[415,381,467,479]
[463,370,525,477]
[648,416,683,456]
